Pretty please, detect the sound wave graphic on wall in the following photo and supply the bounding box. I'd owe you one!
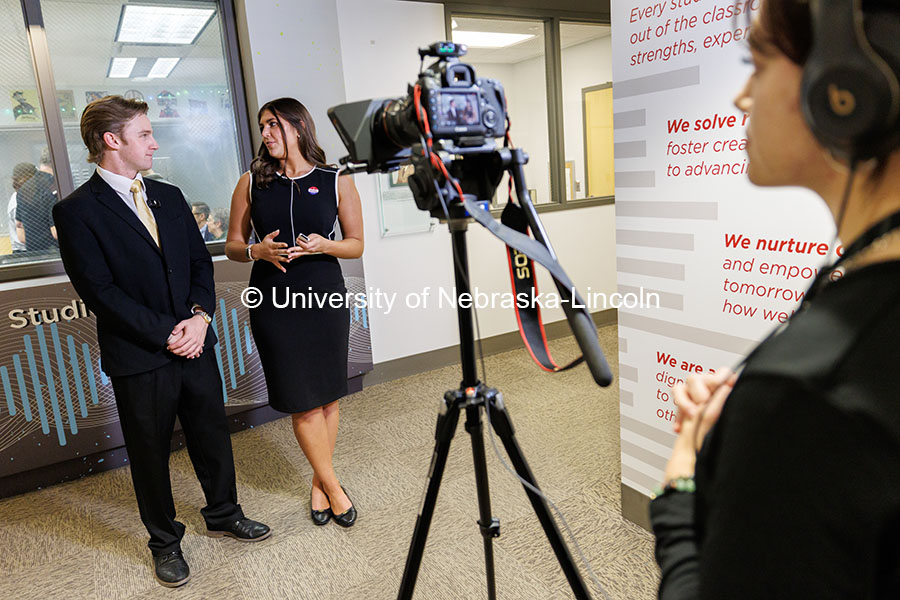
[0,277,370,453]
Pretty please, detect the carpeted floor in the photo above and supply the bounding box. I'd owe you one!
[0,325,660,599]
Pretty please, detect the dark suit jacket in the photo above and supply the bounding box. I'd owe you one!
[53,171,217,377]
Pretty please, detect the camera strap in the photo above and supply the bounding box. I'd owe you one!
[461,196,585,372]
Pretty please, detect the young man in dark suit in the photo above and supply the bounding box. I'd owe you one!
[53,96,270,588]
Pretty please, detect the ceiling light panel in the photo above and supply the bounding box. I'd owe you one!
[451,31,535,49]
[116,5,215,45]
[108,57,137,78]
[147,57,180,78]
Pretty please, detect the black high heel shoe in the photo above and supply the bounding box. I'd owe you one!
[310,487,332,526]
[329,486,357,528]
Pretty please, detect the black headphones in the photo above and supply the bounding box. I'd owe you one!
[802,0,900,162]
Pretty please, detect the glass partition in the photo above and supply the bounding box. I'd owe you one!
[560,22,613,200]
[0,0,61,263]
[451,15,552,206]
[41,0,243,245]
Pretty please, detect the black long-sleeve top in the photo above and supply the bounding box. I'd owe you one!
[651,262,900,599]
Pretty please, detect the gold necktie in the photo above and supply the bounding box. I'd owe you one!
[130,180,159,246]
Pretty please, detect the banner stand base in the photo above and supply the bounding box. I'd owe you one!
[621,482,651,532]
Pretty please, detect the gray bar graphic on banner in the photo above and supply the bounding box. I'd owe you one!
[617,201,718,220]
[617,229,694,250]
[622,439,668,471]
[618,257,685,280]
[621,414,677,447]
[620,388,634,406]
[614,109,646,129]
[620,364,639,382]
[615,65,701,98]
[619,312,758,355]
[615,171,656,188]
[619,337,628,353]
[614,141,647,158]
[618,285,683,310]
[622,464,659,491]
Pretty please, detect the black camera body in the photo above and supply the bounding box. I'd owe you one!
[328,42,507,173]
[417,60,507,141]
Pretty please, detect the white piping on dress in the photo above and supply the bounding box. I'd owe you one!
[329,167,343,240]
[289,177,297,245]
[334,165,342,209]
[248,171,259,243]
[278,165,317,179]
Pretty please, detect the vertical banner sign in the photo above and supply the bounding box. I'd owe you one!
[611,1,837,497]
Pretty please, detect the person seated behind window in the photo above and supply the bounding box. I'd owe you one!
[8,162,36,253]
[15,148,57,253]
[207,209,228,241]
[191,201,214,241]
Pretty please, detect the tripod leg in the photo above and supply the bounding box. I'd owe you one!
[486,396,593,600]
[465,403,500,600]
[398,393,461,600]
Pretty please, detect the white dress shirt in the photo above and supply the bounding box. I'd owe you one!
[96,166,146,217]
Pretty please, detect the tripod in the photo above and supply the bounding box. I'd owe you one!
[396,202,593,600]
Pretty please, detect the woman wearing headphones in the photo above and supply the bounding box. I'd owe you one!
[652,1,900,597]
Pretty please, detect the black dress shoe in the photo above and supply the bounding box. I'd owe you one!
[331,487,357,528]
[153,551,190,588]
[207,518,272,542]
[310,488,332,526]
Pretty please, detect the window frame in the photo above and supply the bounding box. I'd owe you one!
[443,3,614,215]
[4,0,254,283]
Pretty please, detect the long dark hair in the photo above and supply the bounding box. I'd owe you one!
[250,98,330,188]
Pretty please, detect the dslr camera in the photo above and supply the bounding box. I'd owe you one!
[328,41,507,175]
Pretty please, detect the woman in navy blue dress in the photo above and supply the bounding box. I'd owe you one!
[225,98,363,527]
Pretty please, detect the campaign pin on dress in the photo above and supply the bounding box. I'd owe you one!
[308,186,319,195]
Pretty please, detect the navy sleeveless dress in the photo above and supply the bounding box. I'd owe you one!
[248,167,349,413]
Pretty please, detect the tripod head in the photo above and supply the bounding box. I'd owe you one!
[404,140,504,218]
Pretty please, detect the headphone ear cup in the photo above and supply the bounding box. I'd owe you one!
[802,1,900,161]
[862,9,900,157]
